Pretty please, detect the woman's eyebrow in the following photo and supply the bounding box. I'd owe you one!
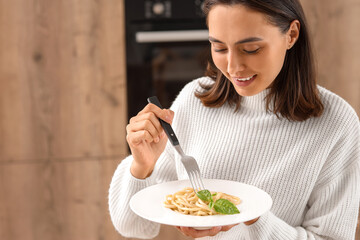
[208,36,263,44]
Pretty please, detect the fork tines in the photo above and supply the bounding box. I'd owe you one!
[189,170,205,193]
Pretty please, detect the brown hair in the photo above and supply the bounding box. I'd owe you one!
[196,0,324,121]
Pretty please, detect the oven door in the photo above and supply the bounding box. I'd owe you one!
[126,29,210,119]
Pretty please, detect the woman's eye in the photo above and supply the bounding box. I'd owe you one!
[243,48,260,54]
[214,48,227,52]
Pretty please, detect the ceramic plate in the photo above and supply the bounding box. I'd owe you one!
[130,179,272,229]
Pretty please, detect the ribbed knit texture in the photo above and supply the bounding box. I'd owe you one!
[109,77,360,240]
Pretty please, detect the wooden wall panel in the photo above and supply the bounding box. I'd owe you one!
[0,158,124,240]
[1,0,359,240]
[0,0,129,239]
[300,0,360,115]
[0,0,128,162]
[0,0,48,161]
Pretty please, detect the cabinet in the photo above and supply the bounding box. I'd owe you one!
[0,1,128,239]
[0,0,358,239]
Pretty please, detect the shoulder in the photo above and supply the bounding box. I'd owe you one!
[317,85,359,129]
[314,86,360,188]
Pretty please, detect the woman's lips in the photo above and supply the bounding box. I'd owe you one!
[232,74,257,87]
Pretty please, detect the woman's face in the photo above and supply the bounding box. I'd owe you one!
[208,4,293,96]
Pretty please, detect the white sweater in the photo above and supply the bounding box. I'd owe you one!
[109,77,360,240]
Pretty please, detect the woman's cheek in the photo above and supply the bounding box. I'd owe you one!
[212,54,227,73]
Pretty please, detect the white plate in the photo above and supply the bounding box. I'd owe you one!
[130,179,272,229]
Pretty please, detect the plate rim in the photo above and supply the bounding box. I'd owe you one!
[129,178,273,228]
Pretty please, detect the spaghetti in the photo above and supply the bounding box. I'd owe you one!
[164,187,241,216]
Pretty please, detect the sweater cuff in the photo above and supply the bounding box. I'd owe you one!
[127,167,157,190]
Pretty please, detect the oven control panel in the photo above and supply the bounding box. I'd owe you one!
[136,0,205,19]
[125,0,207,32]
[145,1,171,18]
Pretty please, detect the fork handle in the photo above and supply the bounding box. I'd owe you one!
[147,96,179,146]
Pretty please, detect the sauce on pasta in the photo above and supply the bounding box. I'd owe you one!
[164,187,241,216]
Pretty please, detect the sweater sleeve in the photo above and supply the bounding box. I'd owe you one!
[240,114,360,240]
[108,141,177,239]
[108,78,202,239]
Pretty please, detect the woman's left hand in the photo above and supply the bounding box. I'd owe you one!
[175,217,259,238]
[175,224,238,238]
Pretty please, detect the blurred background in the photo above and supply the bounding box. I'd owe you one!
[0,0,359,240]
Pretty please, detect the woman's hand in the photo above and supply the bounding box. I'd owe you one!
[244,217,259,226]
[175,224,238,238]
[126,103,174,179]
[175,217,259,238]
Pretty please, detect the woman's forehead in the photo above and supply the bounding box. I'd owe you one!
[208,4,281,42]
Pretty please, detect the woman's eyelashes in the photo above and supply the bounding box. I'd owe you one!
[213,47,261,54]
[213,48,227,52]
[243,48,260,54]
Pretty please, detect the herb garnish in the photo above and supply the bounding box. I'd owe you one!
[196,189,240,215]
[214,199,240,214]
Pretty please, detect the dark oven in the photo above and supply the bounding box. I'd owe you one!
[125,0,209,120]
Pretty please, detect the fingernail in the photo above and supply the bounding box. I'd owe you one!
[154,137,159,142]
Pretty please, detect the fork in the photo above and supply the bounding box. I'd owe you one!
[147,96,205,192]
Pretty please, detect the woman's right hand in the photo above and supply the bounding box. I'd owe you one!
[126,103,174,179]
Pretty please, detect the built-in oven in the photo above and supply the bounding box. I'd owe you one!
[125,0,209,120]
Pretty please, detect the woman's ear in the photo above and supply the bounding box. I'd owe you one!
[287,20,300,49]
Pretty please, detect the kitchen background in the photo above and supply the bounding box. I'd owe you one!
[0,0,359,240]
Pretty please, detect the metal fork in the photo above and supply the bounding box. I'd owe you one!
[147,96,205,192]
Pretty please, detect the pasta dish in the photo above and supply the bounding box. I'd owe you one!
[164,187,241,216]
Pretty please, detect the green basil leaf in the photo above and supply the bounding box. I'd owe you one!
[208,200,215,209]
[196,190,212,202]
[214,199,240,215]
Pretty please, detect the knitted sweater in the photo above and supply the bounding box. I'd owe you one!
[109,77,360,240]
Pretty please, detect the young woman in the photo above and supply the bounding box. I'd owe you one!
[109,0,360,239]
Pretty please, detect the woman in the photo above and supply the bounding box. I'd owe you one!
[109,0,360,239]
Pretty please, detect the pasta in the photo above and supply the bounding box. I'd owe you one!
[164,187,241,216]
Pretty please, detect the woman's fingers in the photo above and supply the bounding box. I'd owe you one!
[220,223,238,231]
[244,217,259,226]
[127,103,173,144]
[127,118,163,142]
[138,103,173,124]
[175,224,239,238]
[126,130,154,146]
[177,226,222,238]
[126,104,173,179]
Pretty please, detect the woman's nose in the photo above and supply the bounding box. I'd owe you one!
[227,51,246,75]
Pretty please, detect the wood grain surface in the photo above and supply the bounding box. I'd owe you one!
[0,0,359,240]
[301,0,360,115]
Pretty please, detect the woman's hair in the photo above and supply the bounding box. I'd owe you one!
[196,0,324,121]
